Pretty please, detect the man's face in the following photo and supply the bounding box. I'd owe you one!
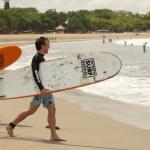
[42,40,50,54]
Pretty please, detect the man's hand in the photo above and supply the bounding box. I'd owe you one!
[40,88,51,96]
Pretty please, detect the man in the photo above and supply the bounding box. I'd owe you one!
[6,37,65,141]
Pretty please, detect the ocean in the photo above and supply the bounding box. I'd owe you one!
[1,38,150,106]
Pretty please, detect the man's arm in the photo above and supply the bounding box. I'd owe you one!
[31,56,44,90]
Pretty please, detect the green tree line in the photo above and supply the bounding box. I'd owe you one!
[0,8,150,33]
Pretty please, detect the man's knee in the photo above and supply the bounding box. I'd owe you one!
[53,105,56,112]
[47,106,55,115]
[25,109,36,116]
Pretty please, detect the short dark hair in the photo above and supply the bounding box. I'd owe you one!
[35,37,49,51]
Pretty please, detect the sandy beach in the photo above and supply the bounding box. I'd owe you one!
[0,33,150,150]
[0,32,150,42]
[0,91,150,150]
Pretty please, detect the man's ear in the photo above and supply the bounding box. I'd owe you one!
[41,44,44,49]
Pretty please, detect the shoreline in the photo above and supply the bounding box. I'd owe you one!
[1,39,150,130]
[55,89,150,131]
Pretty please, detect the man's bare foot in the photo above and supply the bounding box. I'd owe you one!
[6,126,14,137]
[51,137,67,142]
[51,134,66,142]
[46,125,60,130]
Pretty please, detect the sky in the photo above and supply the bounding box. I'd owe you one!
[0,0,150,13]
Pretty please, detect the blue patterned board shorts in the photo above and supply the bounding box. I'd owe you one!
[31,94,54,108]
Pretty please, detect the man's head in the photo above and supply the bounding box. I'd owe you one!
[35,37,50,54]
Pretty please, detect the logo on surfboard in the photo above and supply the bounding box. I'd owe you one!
[81,58,97,78]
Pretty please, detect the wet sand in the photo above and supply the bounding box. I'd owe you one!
[0,92,150,150]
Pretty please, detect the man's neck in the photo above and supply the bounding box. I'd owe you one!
[38,51,45,56]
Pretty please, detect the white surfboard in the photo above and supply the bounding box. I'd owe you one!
[0,52,122,99]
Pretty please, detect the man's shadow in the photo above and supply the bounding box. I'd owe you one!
[0,123,33,128]
[0,135,128,150]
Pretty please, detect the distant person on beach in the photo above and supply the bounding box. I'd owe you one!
[143,42,147,53]
[6,37,66,141]
[124,41,127,46]
[102,35,106,44]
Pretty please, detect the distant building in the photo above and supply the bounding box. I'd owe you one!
[55,25,66,33]
[3,0,10,10]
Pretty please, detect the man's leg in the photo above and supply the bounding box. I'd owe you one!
[46,103,65,141]
[6,104,39,137]
[45,104,60,130]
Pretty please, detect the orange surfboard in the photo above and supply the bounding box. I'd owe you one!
[0,45,22,71]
